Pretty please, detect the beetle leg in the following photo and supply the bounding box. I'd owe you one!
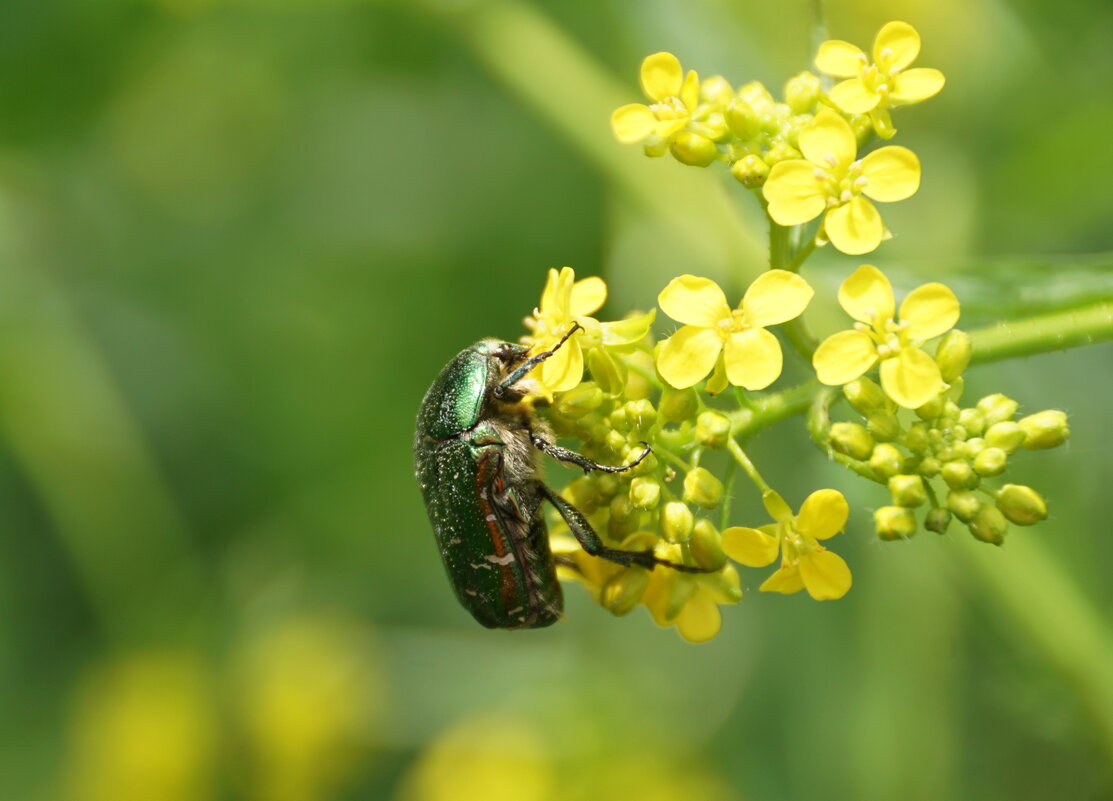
[494,322,582,397]
[532,434,650,474]
[539,484,711,573]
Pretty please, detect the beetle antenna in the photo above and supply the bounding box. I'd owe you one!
[496,321,582,393]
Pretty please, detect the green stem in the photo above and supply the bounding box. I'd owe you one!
[726,380,818,439]
[726,438,772,494]
[768,215,819,359]
[806,387,881,483]
[967,300,1113,365]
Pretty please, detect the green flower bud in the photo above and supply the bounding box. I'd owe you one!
[904,423,930,454]
[608,493,639,538]
[957,408,986,438]
[968,506,1007,545]
[973,446,1008,477]
[586,347,625,397]
[1018,409,1070,449]
[629,476,661,510]
[554,382,604,419]
[764,142,801,165]
[942,401,961,420]
[961,437,987,459]
[624,399,657,433]
[601,568,650,616]
[622,447,657,478]
[683,467,724,509]
[869,443,905,479]
[868,411,902,442]
[604,430,627,455]
[888,474,927,507]
[695,410,732,449]
[594,473,619,499]
[848,113,873,145]
[924,507,952,534]
[660,501,695,543]
[935,330,972,383]
[916,456,941,477]
[843,376,888,417]
[915,394,945,420]
[985,421,1025,453]
[946,490,981,523]
[726,98,760,139]
[731,154,769,188]
[976,393,1019,427]
[659,385,698,424]
[941,460,979,490]
[670,132,718,167]
[784,70,821,113]
[875,505,917,540]
[690,519,728,571]
[996,484,1048,526]
[701,75,734,106]
[607,406,629,433]
[830,422,874,461]
[564,476,601,514]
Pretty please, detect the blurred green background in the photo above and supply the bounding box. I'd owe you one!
[1,0,1111,799]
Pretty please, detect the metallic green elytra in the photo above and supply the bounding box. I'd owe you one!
[414,324,706,630]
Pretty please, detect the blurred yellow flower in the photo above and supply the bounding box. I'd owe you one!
[816,21,945,138]
[762,110,920,255]
[812,264,959,408]
[522,267,654,397]
[722,489,852,601]
[656,271,813,393]
[611,51,701,155]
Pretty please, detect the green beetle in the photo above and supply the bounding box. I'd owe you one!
[414,324,704,629]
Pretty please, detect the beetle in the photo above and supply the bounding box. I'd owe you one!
[414,324,707,629]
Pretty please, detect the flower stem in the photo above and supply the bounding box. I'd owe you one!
[768,216,819,359]
[726,438,772,494]
[806,387,882,483]
[968,300,1113,364]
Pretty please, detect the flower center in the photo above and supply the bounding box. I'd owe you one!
[650,96,689,121]
[816,159,866,208]
[717,308,750,335]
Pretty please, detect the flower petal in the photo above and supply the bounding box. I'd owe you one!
[611,104,657,144]
[599,308,655,346]
[741,269,814,327]
[815,39,866,77]
[680,69,700,110]
[570,276,607,316]
[880,346,944,408]
[812,329,877,385]
[538,267,563,319]
[828,78,880,114]
[824,196,884,255]
[798,549,852,600]
[799,110,857,171]
[656,326,723,389]
[763,160,827,226]
[675,589,721,643]
[874,21,920,72]
[725,328,783,390]
[795,489,850,540]
[860,146,921,202]
[658,275,731,327]
[899,283,959,341]
[722,526,780,567]
[640,51,683,102]
[838,264,894,323]
[705,356,729,395]
[540,337,583,393]
[890,68,945,105]
[759,563,805,594]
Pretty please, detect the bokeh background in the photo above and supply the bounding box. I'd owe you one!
[1,0,1111,799]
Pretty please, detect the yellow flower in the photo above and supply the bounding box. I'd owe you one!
[762,110,920,255]
[611,52,709,159]
[812,264,960,409]
[656,271,814,393]
[522,267,654,397]
[816,21,945,139]
[722,489,852,601]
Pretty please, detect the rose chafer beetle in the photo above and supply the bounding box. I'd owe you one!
[415,324,706,629]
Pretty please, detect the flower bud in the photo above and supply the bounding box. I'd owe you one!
[624,399,657,433]
[869,443,904,479]
[868,411,902,442]
[701,75,734,106]
[690,519,728,571]
[670,132,718,167]
[973,446,1008,477]
[996,484,1048,526]
[946,489,980,523]
[916,456,941,477]
[726,98,760,139]
[985,421,1025,453]
[934,330,971,383]
[601,567,650,616]
[830,422,874,460]
[976,393,1019,427]
[604,430,627,455]
[629,477,661,510]
[564,476,602,513]
[915,394,945,420]
[1018,410,1070,449]
[784,70,821,113]
[608,493,640,538]
[764,142,801,165]
[960,437,986,459]
[731,154,769,188]
[554,382,604,419]
[957,408,986,438]
[607,406,629,433]
[875,505,917,540]
[924,506,952,534]
[622,447,657,477]
[659,385,698,423]
[843,376,888,417]
[683,467,724,509]
[587,347,625,397]
[968,506,1007,545]
[660,501,694,543]
[695,410,731,449]
[941,460,979,490]
[904,423,930,454]
[888,474,927,507]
